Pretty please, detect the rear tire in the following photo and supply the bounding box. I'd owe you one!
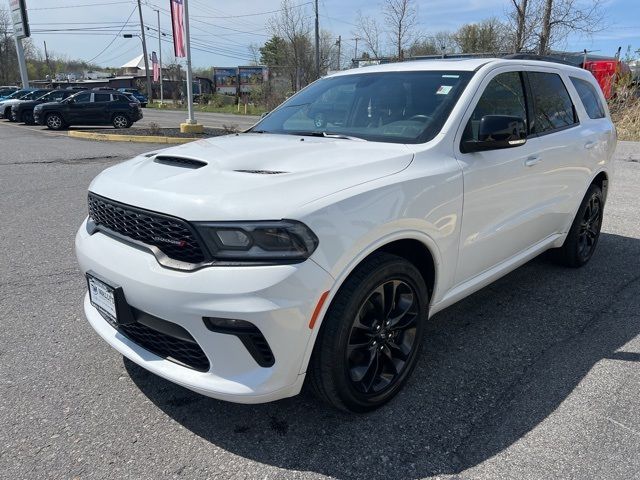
[308,252,429,412]
[112,114,131,129]
[45,113,65,130]
[554,183,604,267]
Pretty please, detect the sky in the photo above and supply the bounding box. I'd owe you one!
[15,0,640,70]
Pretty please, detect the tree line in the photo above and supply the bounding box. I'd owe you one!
[257,0,607,93]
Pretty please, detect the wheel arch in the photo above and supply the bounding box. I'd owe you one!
[299,232,441,375]
[591,170,609,203]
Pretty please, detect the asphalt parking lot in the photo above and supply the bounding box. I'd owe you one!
[1,122,639,480]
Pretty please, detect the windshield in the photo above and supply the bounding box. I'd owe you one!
[24,91,47,100]
[6,90,28,99]
[251,70,473,144]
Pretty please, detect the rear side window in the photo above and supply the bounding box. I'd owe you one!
[94,93,111,102]
[73,92,91,103]
[570,77,605,119]
[463,71,527,142]
[528,72,577,134]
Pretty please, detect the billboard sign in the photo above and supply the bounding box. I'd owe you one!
[238,66,268,93]
[9,0,30,38]
[213,67,238,95]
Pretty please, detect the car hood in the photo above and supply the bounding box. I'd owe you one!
[0,99,22,108]
[35,101,64,109]
[89,133,414,220]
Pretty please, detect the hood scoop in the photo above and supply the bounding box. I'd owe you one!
[154,156,207,169]
[234,169,288,175]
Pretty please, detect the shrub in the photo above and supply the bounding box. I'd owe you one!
[608,81,640,141]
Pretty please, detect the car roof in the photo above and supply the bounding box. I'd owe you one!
[329,57,587,78]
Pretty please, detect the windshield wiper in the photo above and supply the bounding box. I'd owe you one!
[289,131,367,141]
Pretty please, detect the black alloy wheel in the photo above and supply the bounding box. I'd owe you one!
[308,252,428,412]
[347,279,419,394]
[577,191,602,262]
[554,183,604,267]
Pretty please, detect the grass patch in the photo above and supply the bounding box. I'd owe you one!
[608,85,640,142]
[147,102,266,116]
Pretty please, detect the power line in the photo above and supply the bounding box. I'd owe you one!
[30,1,133,10]
[86,5,137,63]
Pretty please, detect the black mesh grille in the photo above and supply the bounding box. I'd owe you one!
[88,193,206,264]
[118,321,210,372]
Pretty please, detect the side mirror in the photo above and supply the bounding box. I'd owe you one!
[461,115,527,153]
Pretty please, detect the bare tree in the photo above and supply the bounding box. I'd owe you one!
[383,0,418,60]
[269,0,312,90]
[537,0,605,54]
[507,0,605,54]
[354,11,383,59]
[510,0,529,52]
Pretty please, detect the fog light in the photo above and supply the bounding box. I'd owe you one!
[203,317,255,332]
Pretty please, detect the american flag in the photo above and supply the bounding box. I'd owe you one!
[151,51,160,82]
[170,0,186,57]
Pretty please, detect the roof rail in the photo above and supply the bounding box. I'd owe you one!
[502,53,578,66]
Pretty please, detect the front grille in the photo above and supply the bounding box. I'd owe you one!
[117,321,210,372]
[88,193,206,264]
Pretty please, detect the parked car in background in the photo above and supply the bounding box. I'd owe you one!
[12,89,81,124]
[0,89,50,120]
[34,90,143,130]
[117,88,148,107]
[76,57,615,412]
[0,86,19,99]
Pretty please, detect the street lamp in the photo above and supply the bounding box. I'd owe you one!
[123,34,152,100]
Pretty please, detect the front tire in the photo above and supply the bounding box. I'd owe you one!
[45,113,65,130]
[554,183,604,267]
[308,253,429,412]
[4,107,12,121]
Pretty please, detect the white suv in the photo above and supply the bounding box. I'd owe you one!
[76,58,615,412]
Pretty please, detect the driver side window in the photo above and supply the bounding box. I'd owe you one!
[463,72,527,142]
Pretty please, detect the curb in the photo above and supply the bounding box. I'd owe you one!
[67,130,197,144]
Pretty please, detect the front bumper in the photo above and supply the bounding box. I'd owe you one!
[75,218,333,403]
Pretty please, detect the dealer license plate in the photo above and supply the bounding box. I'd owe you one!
[87,274,117,323]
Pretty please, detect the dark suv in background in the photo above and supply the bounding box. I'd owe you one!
[34,90,143,130]
[12,89,80,124]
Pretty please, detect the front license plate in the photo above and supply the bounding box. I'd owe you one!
[87,275,117,323]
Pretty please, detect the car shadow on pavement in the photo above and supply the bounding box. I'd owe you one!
[125,232,640,479]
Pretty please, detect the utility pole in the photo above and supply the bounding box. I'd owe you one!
[351,37,361,66]
[155,9,163,104]
[314,0,320,79]
[180,0,202,132]
[136,0,153,101]
[336,35,341,70]
[44,41,52,79]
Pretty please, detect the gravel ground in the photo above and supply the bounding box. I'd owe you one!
[1,121,639,480]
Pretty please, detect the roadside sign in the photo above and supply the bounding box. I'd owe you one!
[9,0,30,38]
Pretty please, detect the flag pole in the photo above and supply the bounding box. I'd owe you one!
[180,0,202,132]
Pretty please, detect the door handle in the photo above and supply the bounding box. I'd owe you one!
[584,141,596,150]
[524,156,541,167]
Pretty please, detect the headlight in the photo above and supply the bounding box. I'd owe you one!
[195,220,318,263]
